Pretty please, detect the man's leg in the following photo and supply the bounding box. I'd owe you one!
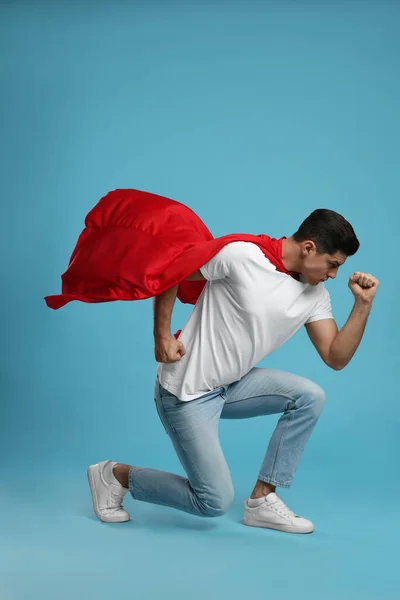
[93,380,234,520]
[222,366,326,488]
[221,366,325,533]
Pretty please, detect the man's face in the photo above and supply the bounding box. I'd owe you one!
[301,244,347,285]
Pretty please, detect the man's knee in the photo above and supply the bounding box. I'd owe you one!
[198,485,235,518]
[299,381,326,416]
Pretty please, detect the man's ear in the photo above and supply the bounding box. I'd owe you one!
[301,240,316,256]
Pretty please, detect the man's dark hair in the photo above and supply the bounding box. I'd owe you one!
[292,209,360,256]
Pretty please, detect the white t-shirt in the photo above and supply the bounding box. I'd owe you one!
[157,242,333,401]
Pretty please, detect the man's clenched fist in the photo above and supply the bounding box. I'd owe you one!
[154,335,186,363]
[348,272,379,304]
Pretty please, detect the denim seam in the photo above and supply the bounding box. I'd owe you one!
[267,409,294,486]
[158,395,180,438]
[154,397,169,436]
[157,395,208,487]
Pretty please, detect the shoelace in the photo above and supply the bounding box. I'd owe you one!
[270,496,297,520]
[110,485,126,510]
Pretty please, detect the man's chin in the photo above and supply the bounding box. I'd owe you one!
[307,278,321,286]
[301,274,321,286]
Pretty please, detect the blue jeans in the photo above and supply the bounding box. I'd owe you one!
[128,367,325,517]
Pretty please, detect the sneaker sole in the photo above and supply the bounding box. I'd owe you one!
[87,463,130,523]
[244,516,314,534]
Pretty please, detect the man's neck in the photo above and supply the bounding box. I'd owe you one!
[281,237,301,273]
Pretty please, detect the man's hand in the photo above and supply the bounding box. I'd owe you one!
[348,272,379,304]
[154,335,186,363]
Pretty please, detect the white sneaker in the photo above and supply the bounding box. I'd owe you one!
[87,460,130,523]
[244,492,314,534]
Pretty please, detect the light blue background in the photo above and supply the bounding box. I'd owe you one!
[1,1,399,599]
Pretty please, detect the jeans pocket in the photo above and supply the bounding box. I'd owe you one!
[156,378,169,397]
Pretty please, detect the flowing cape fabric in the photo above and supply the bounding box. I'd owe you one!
[44,189,298,310]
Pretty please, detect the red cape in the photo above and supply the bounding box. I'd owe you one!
[45,188,298,310]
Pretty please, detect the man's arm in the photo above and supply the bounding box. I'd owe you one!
[185,269,206,281]
[153,244,242,362]
[153,284,178,339]
[305,303,371,370]
[153,269,205,363]
[153,284,186,363]
[305,271,379,371]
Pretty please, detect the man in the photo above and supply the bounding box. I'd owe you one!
[87,208,378,534]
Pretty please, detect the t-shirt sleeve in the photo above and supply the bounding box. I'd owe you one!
[199,242,263,281]
[306,286,334,324]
